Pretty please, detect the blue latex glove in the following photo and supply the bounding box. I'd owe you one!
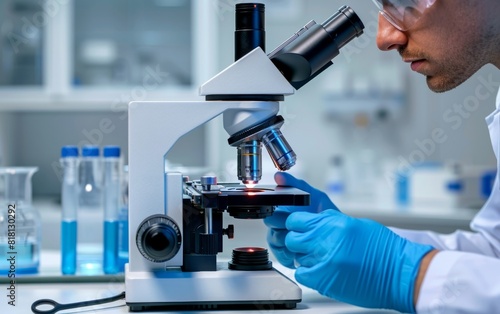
[264,172,338,268]
[273,172,338,213]
[286,209,434,313]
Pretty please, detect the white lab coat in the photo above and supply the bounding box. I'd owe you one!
[392,88,500,313]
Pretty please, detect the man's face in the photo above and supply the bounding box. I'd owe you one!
[376,0,499,93]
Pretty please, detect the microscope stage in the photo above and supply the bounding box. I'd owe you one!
[218,185,310,207]
[184,183,311,219]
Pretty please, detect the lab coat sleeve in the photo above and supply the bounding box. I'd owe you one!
[388,227,500,257]
[389,177,500,257]
[416,251,500,313]
[412,87,500,312]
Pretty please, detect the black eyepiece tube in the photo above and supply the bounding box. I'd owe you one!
[270,6,364,89]
[235,3,265,61]
[323,6,364,51]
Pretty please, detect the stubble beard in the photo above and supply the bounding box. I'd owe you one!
[399,29,494,93]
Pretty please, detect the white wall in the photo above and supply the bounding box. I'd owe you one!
[0,112,16,166]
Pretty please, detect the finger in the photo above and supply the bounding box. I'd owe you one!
[294,265,318,288]
[266,228,288,248]
[318,194,338,212]
[286,209,342,232]
[275,172,336,208]
[285,230,317,254]
[285,211,321,232]
[268,243,296,269]
[263,209,290,229]
[294,253,319,268]
[274,172,310,191]
[274,171,297,186]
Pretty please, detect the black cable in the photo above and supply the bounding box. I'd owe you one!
[31,291,125,314]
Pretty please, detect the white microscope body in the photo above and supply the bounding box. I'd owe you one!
[125,3,364,311]
[126,48,301,310]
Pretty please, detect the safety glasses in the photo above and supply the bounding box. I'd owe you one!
[371,0,437,31]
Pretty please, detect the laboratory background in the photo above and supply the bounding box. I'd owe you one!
[0,0,499,284]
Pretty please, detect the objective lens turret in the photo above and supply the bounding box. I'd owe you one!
[229,115,295,185]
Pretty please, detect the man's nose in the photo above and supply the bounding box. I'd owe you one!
[376,13,408,51]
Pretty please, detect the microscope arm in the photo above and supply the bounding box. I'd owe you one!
[128,100,279,271]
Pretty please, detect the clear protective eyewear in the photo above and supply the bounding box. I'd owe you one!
[372,0,436,31]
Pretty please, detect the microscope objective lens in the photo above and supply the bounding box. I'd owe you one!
[237,141,262,184]
[263,129,296,171]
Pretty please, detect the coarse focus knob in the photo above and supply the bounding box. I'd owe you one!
[136,215,181,263]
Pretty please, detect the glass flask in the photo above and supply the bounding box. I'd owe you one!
[0,167,41,274]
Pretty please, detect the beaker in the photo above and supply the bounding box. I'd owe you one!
[0,167,41,274]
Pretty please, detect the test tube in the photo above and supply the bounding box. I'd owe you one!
[61,146,79,275]
[117,165,129,271]
[103,146,121,274]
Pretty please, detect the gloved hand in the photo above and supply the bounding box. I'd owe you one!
[286,209,434,313]
[274,172,338,213]
[264,172,338,268]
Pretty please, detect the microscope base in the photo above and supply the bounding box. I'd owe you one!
[125,263,302,311]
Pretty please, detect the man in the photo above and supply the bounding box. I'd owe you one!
[265,0,500,312]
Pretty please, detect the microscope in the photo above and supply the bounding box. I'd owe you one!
[126,3,364,311]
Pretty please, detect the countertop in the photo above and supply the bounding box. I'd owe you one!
[1,251,398,314]
[3,281,398,314]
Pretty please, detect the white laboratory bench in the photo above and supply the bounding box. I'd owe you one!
[1,251,397,314]
[3,282,399,314]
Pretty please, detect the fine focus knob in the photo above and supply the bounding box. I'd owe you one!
[223,224,235,239]
[136,215,181,263]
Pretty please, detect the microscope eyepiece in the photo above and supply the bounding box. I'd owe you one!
[269,5,364,89]
[235,3,265,61]
[322,6,364,51]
